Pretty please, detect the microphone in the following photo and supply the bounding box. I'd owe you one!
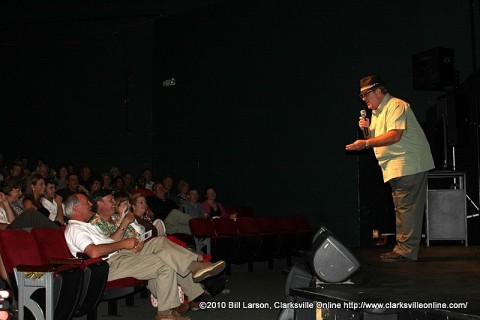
[360,110,370,136]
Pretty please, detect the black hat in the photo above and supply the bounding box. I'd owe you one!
[90,189,113,204]
[360,75,385,94]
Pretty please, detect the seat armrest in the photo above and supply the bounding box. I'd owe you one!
[16,264,55,272]
[48,257,83,265]
[76,252,91,259]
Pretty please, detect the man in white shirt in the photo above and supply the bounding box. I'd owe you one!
[64,193,225,320]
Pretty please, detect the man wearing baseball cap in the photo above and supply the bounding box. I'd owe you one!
[346,75,434,262]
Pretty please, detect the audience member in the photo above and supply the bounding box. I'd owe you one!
[80,165,94,191]
[66,163,75,175]
[21,158,31,177]
[89,190,138,241]
[147,182,178,221]
[130,193,164,237]
[113,176,127,193]
[110,166,122,179]
[202,186,228,218]
[64,193,225,320]
[101,172,113,191]
[124,171,135,193]
[146,182,192,235]
[56,165,69,190]
[22,173,51,219]
[8,162,23,179]
[57,173,90,201]
[162,175,177,202]
[0,177,24,216]
[176,179,190,204]
[35,162,49,179]
[40,178,65,225]
[143,168,155,191]
[133,176,154,197]
[7,173,58,229]
[0,191,16,229]
[180,188,206,218]
[90,176,102,193]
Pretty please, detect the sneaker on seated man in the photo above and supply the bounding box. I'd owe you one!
[64,193,225,320]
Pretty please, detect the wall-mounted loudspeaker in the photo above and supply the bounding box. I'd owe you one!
[412,47,455,91]
[310,226,361,283]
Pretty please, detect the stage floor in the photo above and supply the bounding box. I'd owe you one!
[291,245,480,319]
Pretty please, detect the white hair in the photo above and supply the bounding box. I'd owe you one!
[64,194,81,218]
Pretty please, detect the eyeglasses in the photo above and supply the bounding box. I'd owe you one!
[359,89,376,99]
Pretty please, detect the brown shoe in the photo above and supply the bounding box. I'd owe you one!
[174,301,189,315]
[380,251,412,262]
[156,310,191,320]
[192,260,226,282]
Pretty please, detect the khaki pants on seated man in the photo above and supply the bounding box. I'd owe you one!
[164,209,192,235]
[107,236,204,311]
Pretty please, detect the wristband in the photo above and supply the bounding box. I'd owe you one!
[365,140,370,149]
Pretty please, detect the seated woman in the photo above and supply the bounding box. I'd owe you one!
[1,176,24,217]
[0,191,16,229]
[130,193,165,237]
[56,165,68,190]
[22,172,51,219]
[90,176,102,193]
[201,186,228,219]
[7,173,58,229]
[113,176,128,193]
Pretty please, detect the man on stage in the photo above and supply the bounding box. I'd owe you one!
[346,75,434,262]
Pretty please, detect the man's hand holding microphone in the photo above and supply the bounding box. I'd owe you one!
[345,110,371,151]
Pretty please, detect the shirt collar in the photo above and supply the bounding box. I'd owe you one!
[372,93,392,116]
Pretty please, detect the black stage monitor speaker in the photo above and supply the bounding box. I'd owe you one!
[284,263,315,296]
[412,47,455,91]
[310,226,360,283]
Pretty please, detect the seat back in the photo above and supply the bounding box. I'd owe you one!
[0,229,45,308]
[236,217,260,235]
[189,218,217,238]
[292,215,311,232]
[237,217,275,265]
[256,216,278,234]
[31,227,73,259]
[212,218,239,237]
[0,229,46,272]
[276,216,297,233]
[231,205,254,217]
[292,215,313,252]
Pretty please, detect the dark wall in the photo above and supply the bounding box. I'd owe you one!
[152,0,476,245]
[0,17,155,173]
[1,0,477,246]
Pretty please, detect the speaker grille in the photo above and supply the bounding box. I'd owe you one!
[310,228,360,283]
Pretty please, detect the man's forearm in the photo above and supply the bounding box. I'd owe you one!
[84,241,127,258]
[367,129,403,148]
